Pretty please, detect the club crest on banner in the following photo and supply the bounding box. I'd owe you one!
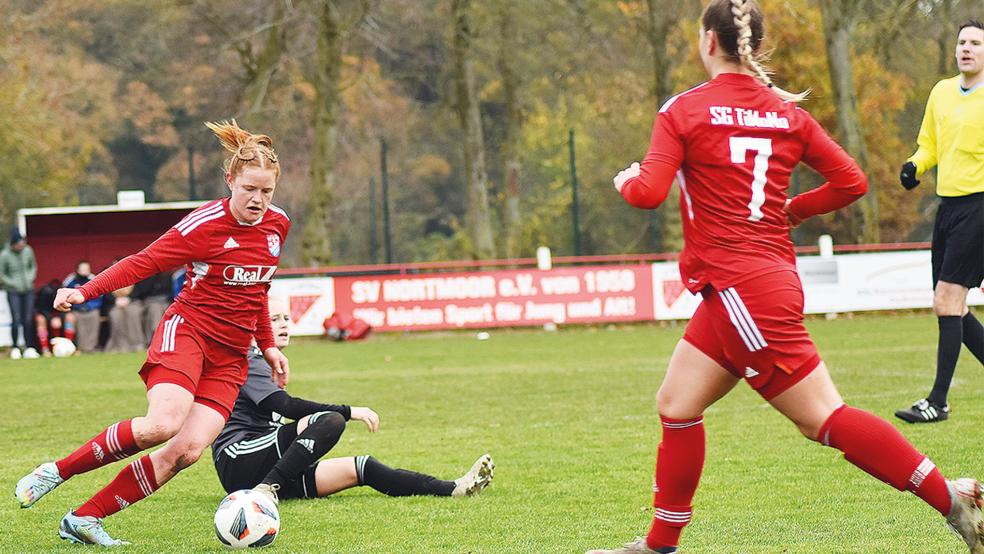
[662,280,686,307]
[267,234,281,257]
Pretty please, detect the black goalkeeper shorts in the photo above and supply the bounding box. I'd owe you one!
[932,193,984,289]
[212,423,320,500]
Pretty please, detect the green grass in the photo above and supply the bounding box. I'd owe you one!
[2,312,983,553]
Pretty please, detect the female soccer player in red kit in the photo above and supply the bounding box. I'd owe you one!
[588,1,984,553]
[15,121,291,546]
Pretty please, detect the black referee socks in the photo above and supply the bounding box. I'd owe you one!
[928,315,963,406]
[961,312,984,365]
[355,455,455,497]
[261,411,345,488]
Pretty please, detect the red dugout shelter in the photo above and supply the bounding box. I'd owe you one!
[18,195,204,286]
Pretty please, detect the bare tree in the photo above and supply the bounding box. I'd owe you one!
[301,1,370,265]
[818,0,878,243]
[451,0,496,259]
[496,0,522,259]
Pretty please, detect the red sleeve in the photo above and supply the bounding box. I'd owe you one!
[78,227,197,301]
[254,286,275,352]
[787,111,868,220]
[620,110,685,209]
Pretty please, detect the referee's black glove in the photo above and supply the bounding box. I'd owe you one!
[900,161,920,190]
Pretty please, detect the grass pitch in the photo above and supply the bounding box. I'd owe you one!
[2,312,984,553]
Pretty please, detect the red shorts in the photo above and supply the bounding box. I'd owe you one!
[139,307,247,419]
[682,270,821,400]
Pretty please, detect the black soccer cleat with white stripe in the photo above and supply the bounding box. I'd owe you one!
[895,398,949,423]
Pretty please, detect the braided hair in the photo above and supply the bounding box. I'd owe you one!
[702,0,809,102]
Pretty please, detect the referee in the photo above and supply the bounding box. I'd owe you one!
[896,20,984,423]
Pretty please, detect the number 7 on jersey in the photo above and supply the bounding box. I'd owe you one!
[729,137,773,222]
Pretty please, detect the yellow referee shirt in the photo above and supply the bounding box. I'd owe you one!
[909,76,984,197]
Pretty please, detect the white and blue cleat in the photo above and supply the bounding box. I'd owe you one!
[15,462,63,508]
[59,511,130,546]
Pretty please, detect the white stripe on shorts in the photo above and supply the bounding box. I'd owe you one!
[720,288,767,352]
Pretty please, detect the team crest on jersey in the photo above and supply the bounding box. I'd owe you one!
[267,234,281,257]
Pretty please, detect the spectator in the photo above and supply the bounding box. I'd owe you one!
[131,272,172,347]
[35,279,76,357]
[63,261,102,353]
[0,227,37,357]
[105,282,144,353]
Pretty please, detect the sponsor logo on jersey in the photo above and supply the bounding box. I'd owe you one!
[223,265,277,286]
[298,438,315,454]
[267,234,281,257]
[223,237,240,249]
[91,442,105,463]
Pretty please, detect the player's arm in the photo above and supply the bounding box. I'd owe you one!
[55,228,197,311]
[786,113,868,224]
[905,86,939,184]
[257,391,351,421]
[615,110,684,209]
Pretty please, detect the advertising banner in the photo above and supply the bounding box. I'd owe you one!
[331,265,655,332]
[649,250,984,321]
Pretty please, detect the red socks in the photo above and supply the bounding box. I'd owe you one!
[56,420,141,480]
[75,455,158,519]
[819,404,951,516]
[646,416,705,550]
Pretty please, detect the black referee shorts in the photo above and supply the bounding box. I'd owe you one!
[932,193,984,289]
[212,423,320,500]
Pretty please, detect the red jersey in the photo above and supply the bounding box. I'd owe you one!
[78,198,291,352]
[621,73,867,293]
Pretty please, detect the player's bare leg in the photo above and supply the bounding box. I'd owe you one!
[315,457,360,496]
[587,339,739,554]
[149,402,227,486]
[772,362,983,552]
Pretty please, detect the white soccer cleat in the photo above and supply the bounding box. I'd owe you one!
[15,462,64,508]
[252,482,281,506]
[946,478,984,553]
[585,537,675,553]
[9,347,21,360]
[59,511,130,546]
[452,454,494,497]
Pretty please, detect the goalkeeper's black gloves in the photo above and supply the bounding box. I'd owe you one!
[900,161,920,190]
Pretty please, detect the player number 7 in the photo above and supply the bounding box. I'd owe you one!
[729,136,773,222]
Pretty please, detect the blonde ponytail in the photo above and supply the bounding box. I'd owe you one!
[204,119,280,180]
[713,0,809,103]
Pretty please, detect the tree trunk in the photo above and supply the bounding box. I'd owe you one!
[451,0,496,260]
[819,0,878,243]
[643,0,689,253]
[242,1,288,118]
[301,1,342,266]
[497,1,522,259]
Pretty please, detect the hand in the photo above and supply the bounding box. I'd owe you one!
[783,199,803,228]
[53,288,84,312]
[900,161,920,190]
[350,406,379,433]
[613,162,641,193]
[263,347,290,388]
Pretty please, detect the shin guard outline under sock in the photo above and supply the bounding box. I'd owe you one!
[646,416,705,550]
[819,404,951,516]
[74,455,158,519]
[56,420,140,480]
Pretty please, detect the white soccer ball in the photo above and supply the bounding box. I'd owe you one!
[51,337,77,358]
[214,489,280,549]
